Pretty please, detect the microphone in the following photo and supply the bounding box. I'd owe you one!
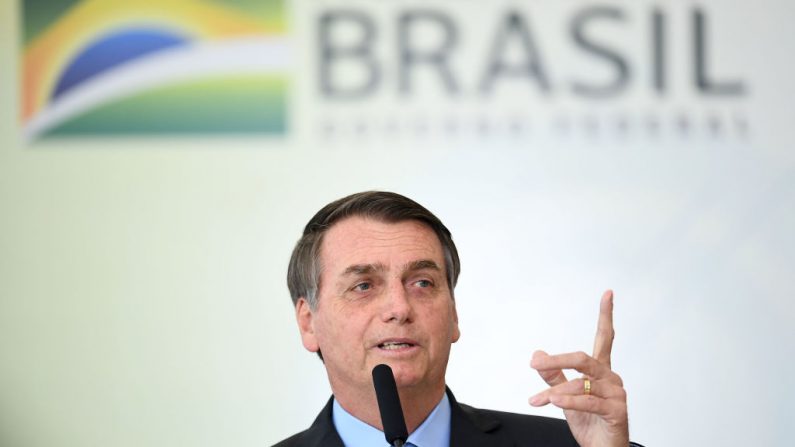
[372,364,409,447]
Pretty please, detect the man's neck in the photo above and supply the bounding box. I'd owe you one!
[332,382,447,434]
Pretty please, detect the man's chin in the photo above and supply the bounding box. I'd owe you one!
[366,357,438,389]
[388,365,432,390]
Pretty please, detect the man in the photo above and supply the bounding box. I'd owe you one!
[275,191,640,447]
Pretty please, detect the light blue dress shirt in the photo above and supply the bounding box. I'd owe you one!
[332,392,451,447]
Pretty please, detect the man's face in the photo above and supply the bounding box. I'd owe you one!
[295,216,460,395]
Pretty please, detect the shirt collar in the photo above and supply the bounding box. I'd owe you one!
[332,392,451,447]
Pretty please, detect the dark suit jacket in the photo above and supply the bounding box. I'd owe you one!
[273,388,586,446]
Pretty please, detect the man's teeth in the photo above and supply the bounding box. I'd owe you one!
[380,342,411,350]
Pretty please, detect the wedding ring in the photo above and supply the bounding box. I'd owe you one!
[583,378,592,395]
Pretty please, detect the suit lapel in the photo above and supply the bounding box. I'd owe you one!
[447,389,514,447]
[300,397,346,447]
[299,390,517,447]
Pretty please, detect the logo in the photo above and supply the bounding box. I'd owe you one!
[21,0,289,140]
[310,2,750,143]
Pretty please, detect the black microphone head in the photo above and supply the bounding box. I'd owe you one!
[372,364,408,445]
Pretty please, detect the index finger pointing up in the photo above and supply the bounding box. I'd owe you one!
[592,290,615,367]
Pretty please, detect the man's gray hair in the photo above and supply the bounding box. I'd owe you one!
[287,191,461,310]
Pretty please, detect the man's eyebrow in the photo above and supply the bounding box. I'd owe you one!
[341,260,440,276]
[341,263,386,276]
[404,259,441,272]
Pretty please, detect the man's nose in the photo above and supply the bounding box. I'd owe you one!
[380,281,413,324]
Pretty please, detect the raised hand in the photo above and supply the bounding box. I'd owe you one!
[529,290,629,447]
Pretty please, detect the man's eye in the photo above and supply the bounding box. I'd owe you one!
[415,279,432,288]
[354,282,372,291]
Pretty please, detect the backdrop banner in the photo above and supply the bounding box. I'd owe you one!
[1,1,793,446]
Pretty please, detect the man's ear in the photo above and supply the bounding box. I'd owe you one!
[295,298,320,353]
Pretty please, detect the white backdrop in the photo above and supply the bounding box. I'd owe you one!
[1,1,794,446]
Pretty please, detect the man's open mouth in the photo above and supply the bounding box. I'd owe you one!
[378,341,415,350]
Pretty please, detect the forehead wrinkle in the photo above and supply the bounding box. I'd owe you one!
[357,221,433,244]
[358,232,427,250]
